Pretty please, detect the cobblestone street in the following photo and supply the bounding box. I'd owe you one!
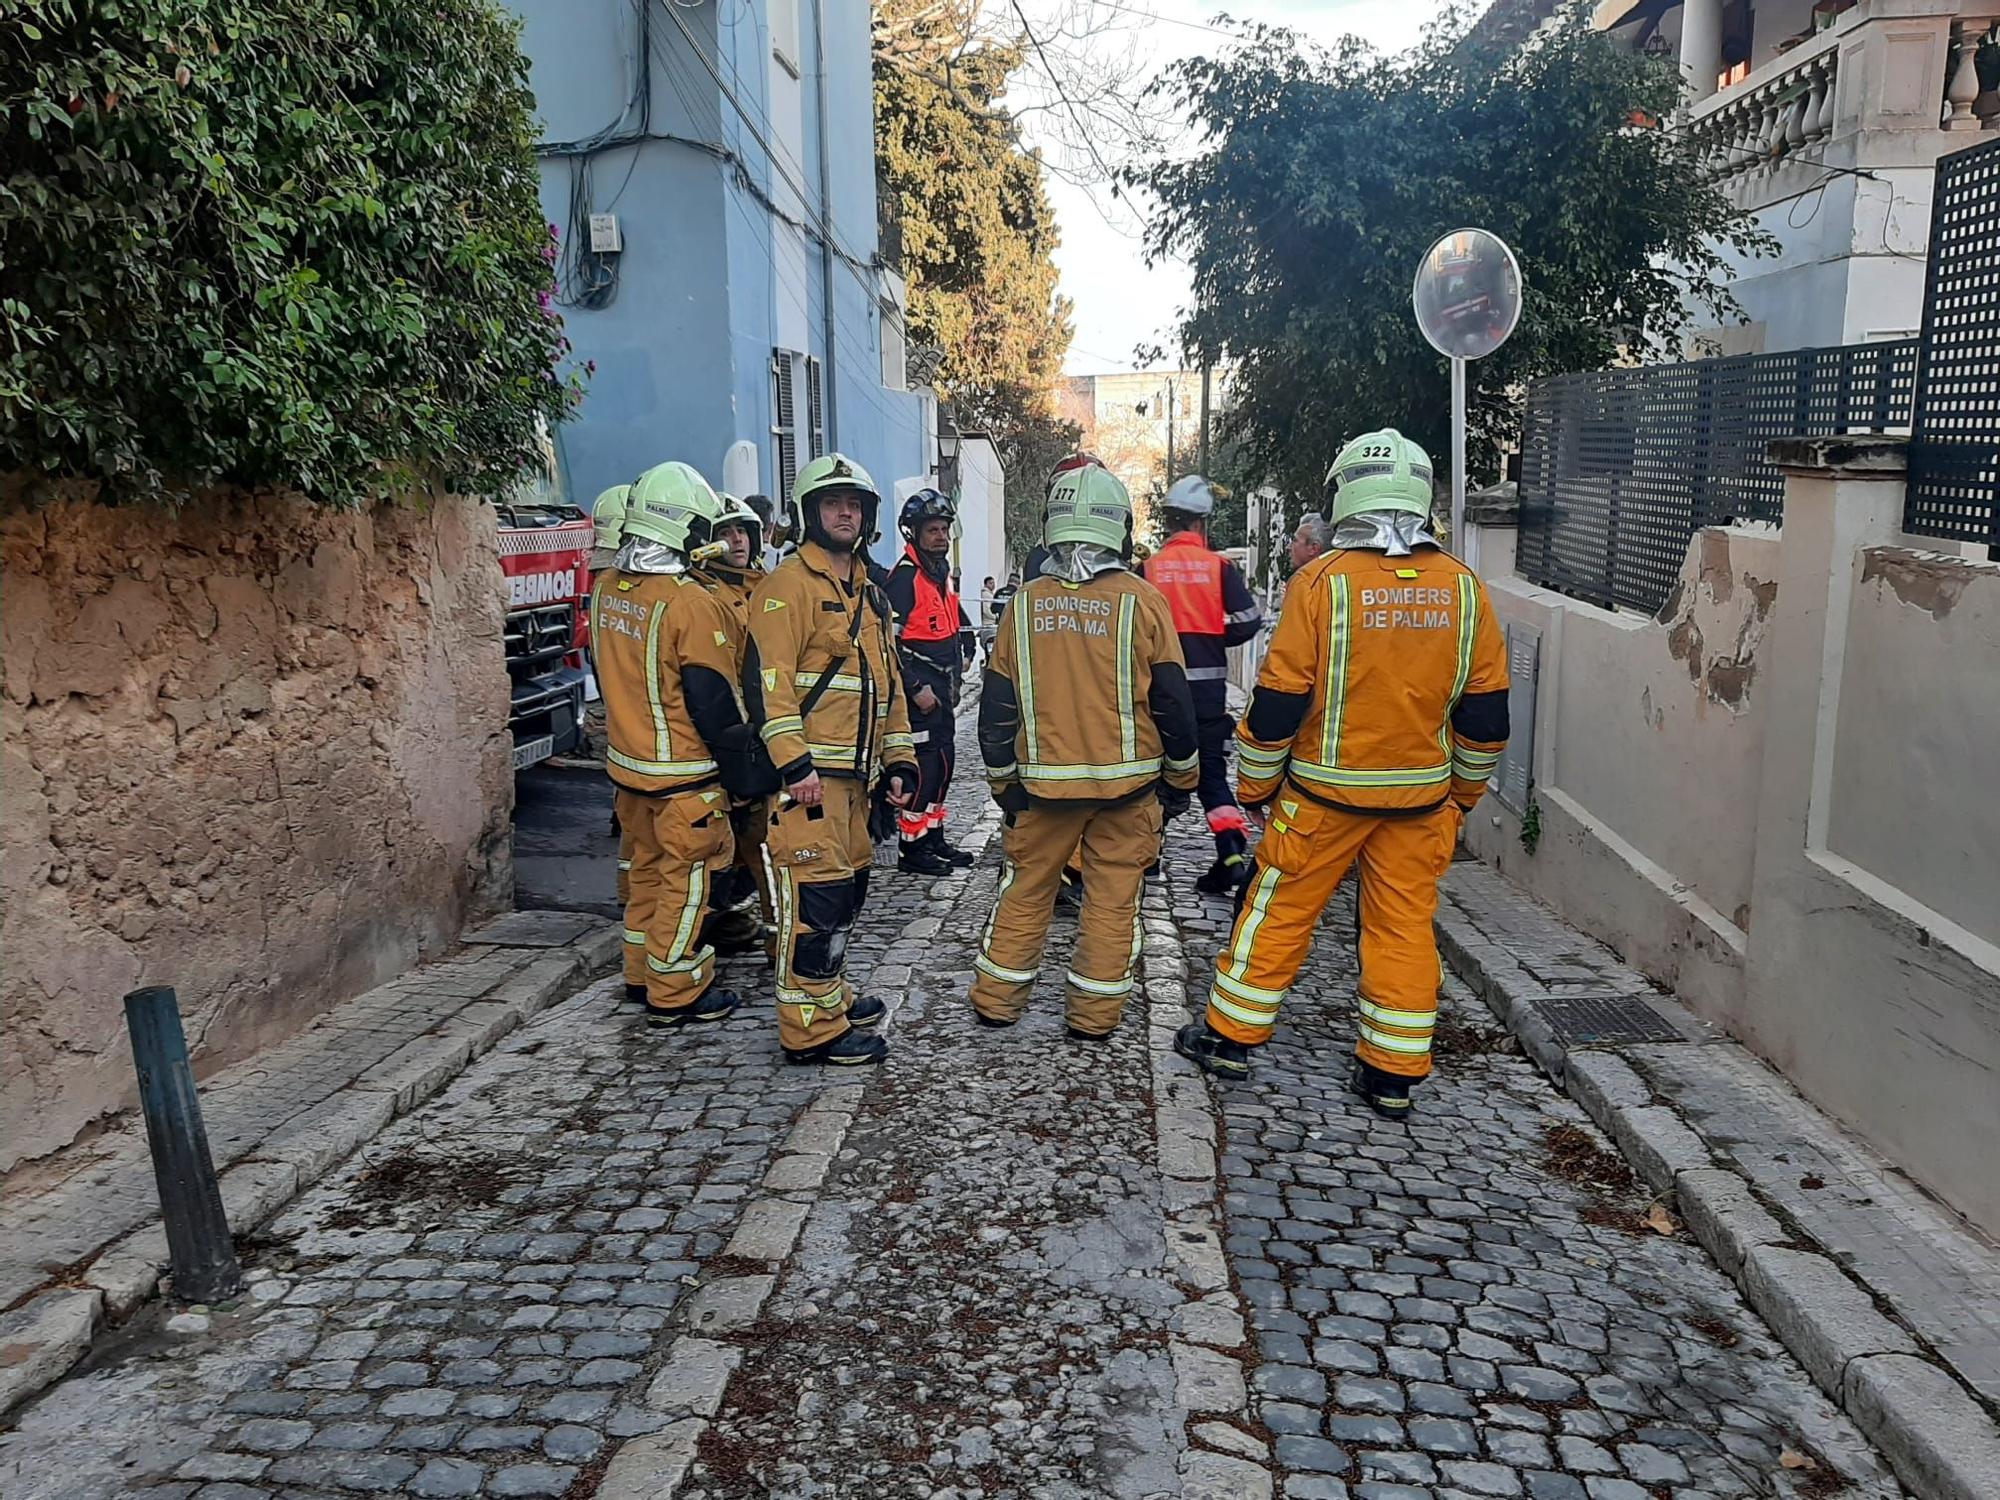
[0,719,1913,1498]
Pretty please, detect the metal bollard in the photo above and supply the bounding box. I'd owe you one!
[123,986,243,1304]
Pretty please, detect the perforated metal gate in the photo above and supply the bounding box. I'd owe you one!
[1517,341,1916,614]
[1495,621,1539,815]
[1907,136,2000,553]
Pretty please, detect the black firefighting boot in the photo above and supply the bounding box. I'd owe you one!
[973,1009,1017,1029]
[703,905,765,955]
[1351,1059,1415,1121]
[928,828,977,868]
[647,986,742,1029]
[1055,866,1084,909]
[898,839,955,876]
[1067,1024,1117,1042]
[624,983,648,1006]
[1195,830,1252,896]
[845,994,887,1029]
[784,1029,889,1067]
[1174,1021,1251,1080]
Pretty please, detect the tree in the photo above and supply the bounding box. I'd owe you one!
[1135,4,1773,502]
[3,0,580,505]
[874,2,1078,562]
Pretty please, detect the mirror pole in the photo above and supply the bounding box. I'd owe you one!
[1451,356,1477,572]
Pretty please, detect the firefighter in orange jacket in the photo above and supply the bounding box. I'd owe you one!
[1175,430,1510,1119]
[745,454,919,1067]
[1143,476,1264,895]
[972,466,1201,1037]
[594,463,764,1028]
[885,488,976,875]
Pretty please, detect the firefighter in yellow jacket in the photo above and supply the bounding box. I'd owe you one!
[594,462,766,1027]
[745,454,919,1067]
[1175,429,1510,1119]
[972,466,1201,1037]
[590,483,640,950]
[698,495,771,958]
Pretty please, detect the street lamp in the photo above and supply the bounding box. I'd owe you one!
[1412,228,1523,572]
[936,413,962,497]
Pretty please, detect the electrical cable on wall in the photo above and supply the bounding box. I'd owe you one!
[538,0,657,308]
[537,0,890,310]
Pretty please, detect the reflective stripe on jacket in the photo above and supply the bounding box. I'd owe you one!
[979,571,1201,803]
[592,569,743,795]
[1235,547,1509,814]
[743,542,915,787]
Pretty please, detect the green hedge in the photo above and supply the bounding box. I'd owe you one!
[2,1,582,505]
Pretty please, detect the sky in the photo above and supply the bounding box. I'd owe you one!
[1012,0,1451,374]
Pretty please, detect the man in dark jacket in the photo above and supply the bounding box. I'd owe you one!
[1142,474,1264,894]
[884,489,976,874]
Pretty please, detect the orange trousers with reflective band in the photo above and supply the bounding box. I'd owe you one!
[764,778,873,1053]
[971,797,1160,1035]
[618,823,640,983]
[616,787,733,1016]
[1208,796,1460,1078]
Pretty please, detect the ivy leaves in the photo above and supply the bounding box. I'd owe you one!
[2,1,581,506]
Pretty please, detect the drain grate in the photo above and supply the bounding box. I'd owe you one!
[1536,994,1686,1046]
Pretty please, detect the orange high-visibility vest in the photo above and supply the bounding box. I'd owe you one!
[898,547,961,645]
[1143,532,1225,636]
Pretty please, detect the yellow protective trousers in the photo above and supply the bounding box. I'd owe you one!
[616,786,734,1017]
[618,821,640,984]
[764,778,873,1052]
[971,797,1161,1035]
[1208,794,1460,1078]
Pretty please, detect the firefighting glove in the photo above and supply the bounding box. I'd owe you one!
[992,780,1031,815]
[1157,781,1192,822]
[884,763,920,807]
[868,784,896,844]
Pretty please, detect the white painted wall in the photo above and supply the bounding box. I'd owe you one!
[1465,470,2000,1234]
[955,434,1005,628]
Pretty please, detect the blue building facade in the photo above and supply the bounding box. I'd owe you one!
[514,0,932,565]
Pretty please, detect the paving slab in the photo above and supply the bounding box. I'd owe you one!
[0,916,615,1415]
[463,910,603,947]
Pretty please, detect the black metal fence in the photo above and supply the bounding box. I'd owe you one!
[1907,136,2000,552]
[1517,341,1916,614]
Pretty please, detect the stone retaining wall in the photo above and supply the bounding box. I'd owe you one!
[1,485,514,1173]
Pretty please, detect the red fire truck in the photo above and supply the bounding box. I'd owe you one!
[495,501,593,771]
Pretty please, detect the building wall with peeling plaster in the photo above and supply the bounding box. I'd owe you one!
[1827,548,2000,947]
[1465,499,2000,1235]
[0,487,515,1174]
[1465,526,1777,1023]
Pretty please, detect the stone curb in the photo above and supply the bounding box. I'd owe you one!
[0,914,619,1418]
[597,799,1005,1499]
[1435,877,2000,1500]
[1143,878,1272,1499]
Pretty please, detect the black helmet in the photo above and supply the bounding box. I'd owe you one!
[899,488,956,548]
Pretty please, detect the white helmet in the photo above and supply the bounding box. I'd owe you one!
[1163,474,1220,518]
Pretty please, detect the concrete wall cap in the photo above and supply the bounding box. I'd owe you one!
[1465,479,1520,527]
[1767,434,1910,477]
